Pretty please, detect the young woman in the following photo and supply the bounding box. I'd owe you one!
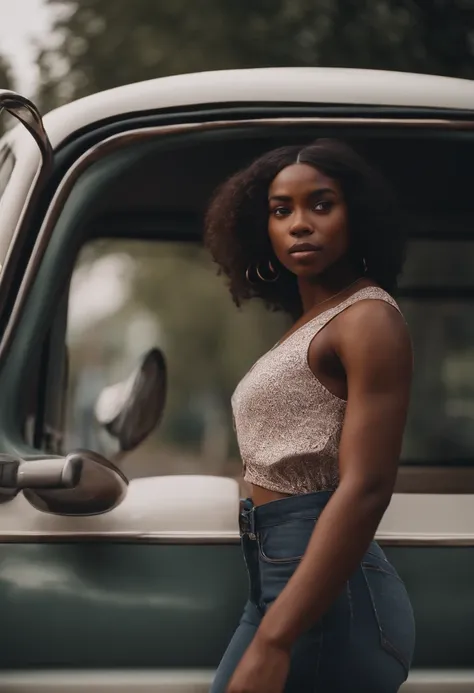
[204,139,415,693]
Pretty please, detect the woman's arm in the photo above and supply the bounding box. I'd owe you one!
[255,300,413,649]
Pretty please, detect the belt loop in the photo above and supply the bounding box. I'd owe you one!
[239,498,256,540]
[249,505,256,540]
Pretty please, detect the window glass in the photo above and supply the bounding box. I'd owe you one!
[401,240,474,288]
[65,239,287,483]
[65,237,474,478]
[401,298,474,463]
[399,240,474,463]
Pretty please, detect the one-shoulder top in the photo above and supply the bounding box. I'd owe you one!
[231,287,402,495]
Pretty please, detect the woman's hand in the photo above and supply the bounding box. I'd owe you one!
[226,636,290,693]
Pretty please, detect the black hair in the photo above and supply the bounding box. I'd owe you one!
[204,138,405,316]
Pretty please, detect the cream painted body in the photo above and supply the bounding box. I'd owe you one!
[0,475,472,546]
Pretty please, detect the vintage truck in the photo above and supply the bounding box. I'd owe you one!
[0,67,473,692]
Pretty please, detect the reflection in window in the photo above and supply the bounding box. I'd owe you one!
[65,239,286,481]
[401,239,474,288]
[401,299,474,463]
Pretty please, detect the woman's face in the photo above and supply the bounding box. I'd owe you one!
[267,163,351,280]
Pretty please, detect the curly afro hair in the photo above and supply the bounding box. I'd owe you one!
[204,138,406,317]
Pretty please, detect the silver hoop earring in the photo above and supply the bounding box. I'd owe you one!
[245,265,258,285]
[362,258,368,273]
[256,260,280,283]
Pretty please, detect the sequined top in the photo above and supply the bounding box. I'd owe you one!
[231,287,401,495]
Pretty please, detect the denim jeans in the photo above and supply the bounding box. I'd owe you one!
[210,491,415,693]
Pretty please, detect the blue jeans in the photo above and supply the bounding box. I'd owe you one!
[211,491,415,692]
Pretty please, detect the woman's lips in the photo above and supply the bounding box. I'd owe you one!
[289,242,322,254]
[289,248,321,259]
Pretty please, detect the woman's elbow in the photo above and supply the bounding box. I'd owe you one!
[340,473,395,515]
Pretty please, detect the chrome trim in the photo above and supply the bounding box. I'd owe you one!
[22,450,128,516]
[376,533,474,547]
[1,115,474,364]
[0,141,52,315]
[402,670,474,692]
[0,90,53,164]
[0,530,241,544]
[0,669,215,692]
[0,669,472,692]
[0,529,473,545]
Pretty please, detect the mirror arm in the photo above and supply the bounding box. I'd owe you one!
[0,450,127,516]
[0,453,82,491]
[0,90,53,166]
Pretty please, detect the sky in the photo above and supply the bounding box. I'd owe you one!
[0,0,54,97]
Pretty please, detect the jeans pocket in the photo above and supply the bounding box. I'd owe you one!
[362,556,416,675]
[257,518,316,563]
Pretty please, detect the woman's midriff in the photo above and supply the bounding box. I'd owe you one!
[250,484,292,507]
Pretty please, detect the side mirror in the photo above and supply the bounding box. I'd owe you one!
[95,347,167,454]
[0,450,127,516]
[0,348,167,516]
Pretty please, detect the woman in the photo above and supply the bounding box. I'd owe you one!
[204,139,415,693]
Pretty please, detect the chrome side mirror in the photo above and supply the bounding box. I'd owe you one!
[95,347,167,455]
[0,90,53,166]
[0,450,127,516]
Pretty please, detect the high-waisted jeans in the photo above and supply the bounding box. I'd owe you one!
[210,491,415,693]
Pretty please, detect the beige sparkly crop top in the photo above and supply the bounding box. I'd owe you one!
[231,287,401,495]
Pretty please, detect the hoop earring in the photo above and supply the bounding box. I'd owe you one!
[245,265,258,285]
[362,258,368,273]
[256,260,280,283]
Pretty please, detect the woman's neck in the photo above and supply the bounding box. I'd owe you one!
[297,265,363,315]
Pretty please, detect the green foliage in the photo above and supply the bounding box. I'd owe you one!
[37,0,474,110]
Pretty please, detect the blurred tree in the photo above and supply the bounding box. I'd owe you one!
[36,0,474,109]
[0,54,13,90]
[0,53,15,137]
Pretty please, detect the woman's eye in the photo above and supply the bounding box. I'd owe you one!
[314,200,332,212]
[272,207,290,217]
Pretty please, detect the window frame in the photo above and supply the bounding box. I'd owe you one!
[0,114,473,495]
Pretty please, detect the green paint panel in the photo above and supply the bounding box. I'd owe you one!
[0,543,247,669]
[0,543,471,669]
[385,546,474,668]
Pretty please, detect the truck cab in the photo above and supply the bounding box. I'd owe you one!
[0,68,473,691]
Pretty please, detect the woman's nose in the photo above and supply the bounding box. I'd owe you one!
[289,210,313,237]
[289,222,312,238]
